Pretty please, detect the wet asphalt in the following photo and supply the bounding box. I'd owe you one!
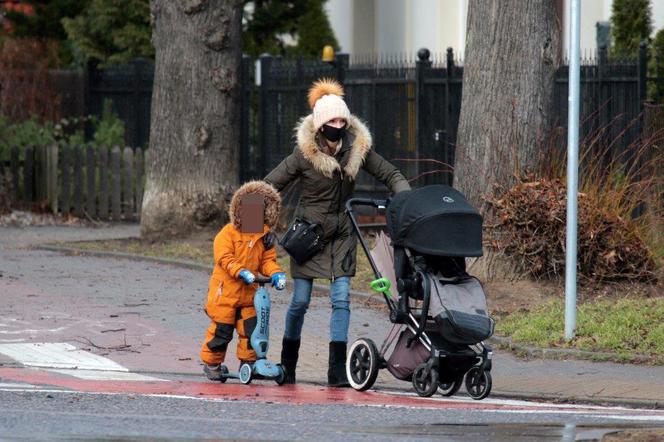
[1,224,663,441]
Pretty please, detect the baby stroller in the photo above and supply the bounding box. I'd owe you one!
[344,185,494,400]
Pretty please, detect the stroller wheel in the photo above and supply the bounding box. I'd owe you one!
[412,363,438,397]
[346,338,379,391]
[465,367,492,400]
[438,376,463,397]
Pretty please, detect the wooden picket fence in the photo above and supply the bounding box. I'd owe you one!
[1,144,145,221]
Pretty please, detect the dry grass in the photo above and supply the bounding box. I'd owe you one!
[68,227,382,293]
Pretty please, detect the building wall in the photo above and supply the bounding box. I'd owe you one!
[326,0,664,58]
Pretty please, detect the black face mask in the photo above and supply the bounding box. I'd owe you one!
[321,124,346,142]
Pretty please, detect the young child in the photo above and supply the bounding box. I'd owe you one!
[200,180,286,380]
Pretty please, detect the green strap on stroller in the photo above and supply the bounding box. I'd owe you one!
[370,277,393,299]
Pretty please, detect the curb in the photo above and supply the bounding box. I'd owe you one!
[34,243,663,409]
[488,336,658,365]
[36,244,378,302]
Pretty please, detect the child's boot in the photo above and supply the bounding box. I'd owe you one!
[281,338,300,384]
[204,364,223,381]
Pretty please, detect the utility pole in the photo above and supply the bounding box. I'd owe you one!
[565,0,581,340]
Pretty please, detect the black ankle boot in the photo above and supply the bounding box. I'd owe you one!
[327,341,350,388]
[281,338,300,384]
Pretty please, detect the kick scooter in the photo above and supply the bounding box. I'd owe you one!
[217,275,286,385]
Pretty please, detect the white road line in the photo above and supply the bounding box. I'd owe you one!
[0,342,165,381]
[0,343,128,371]
[48,369,166,382]
[0,382,40,389]
[381,389,639,411]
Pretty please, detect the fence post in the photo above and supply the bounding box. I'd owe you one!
[86,146,96,218]
[335,52,349,85]
[111,146,121,221]
[35,145,47,202]
[61,145,71,214]
[240,55,251,182]
[73,146,84,218]
[23,146,34,204]
[47,144,58,214]
[259,53,273,177]
[132,59,145,148]
[638,41,648,110]
[123,147,134,219]
[98,146,109,220]
[598,44,607,146]
[10,147,19,202]
[416,48,432,182]
[445,48,456,170]
[134,147,144,220]
[83,61,93,141]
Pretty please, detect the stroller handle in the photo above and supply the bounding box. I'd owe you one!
[345,198,389,213]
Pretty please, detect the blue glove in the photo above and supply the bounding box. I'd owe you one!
[271,272,286,290]
[238,269,255,285]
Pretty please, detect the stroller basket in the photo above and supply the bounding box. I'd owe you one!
[429,275,494,345]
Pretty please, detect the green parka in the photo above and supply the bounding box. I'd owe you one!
[264,114,410,280]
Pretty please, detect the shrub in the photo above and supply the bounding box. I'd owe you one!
[0,116,55,161]
[485,178,656,281]
[610,0,652,59]
[90,99,125,147]
[485,116,662,282]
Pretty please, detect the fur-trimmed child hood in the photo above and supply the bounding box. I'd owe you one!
[228,180,281,230]
[294,114,372,180]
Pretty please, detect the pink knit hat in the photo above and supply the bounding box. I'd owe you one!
[307,78,351,130]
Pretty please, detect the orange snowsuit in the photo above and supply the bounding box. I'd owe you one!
[200,181,283,365]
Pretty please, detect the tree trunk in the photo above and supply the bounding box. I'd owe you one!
[141,0,242,237]
[454,0,561,209]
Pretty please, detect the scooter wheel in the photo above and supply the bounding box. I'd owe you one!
[275,363,286,386]
[219,365,229,384]
[465,367,492,400]
[239,363,253,385]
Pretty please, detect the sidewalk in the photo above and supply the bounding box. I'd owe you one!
[3,223,663,409]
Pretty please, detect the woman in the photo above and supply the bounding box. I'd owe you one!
[265,79,410,387]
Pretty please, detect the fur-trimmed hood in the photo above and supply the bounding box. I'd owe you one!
[295,114,372,180]
[229,180,281,230]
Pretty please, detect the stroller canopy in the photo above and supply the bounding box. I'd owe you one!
[386,185,483,257]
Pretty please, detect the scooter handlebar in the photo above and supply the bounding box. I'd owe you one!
[254,275,271,285]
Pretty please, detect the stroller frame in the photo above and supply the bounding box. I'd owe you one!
[345,198,493,400]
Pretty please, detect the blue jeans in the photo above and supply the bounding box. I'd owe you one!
[283,277,350,343]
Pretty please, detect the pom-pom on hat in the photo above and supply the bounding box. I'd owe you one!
[308,78,351,130]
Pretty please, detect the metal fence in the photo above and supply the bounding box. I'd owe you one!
[245,45,663,196]
[246,49,465,195]
[45,59,154,149]
[4,46,663,209]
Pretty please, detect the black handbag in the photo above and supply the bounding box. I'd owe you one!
[279,218,326,264]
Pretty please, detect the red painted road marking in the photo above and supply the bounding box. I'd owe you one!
[2,367,664,419]
[0,279,201,374]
